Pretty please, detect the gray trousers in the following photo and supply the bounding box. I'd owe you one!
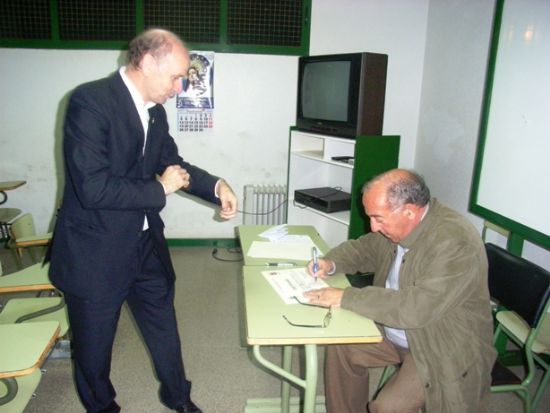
[325,340,425,413]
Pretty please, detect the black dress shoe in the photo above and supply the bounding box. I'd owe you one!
[174,400,203,413]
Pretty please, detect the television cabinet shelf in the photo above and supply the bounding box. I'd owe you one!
[287,129,400,247]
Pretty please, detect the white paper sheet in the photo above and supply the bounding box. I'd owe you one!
[258,224,288,241]
[262,267,328,304]
[248,239,322,261]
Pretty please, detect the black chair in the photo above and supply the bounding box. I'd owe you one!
[486,242,550,413]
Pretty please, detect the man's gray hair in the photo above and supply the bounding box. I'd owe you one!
[363,169,431,210]
[126,28,184,69]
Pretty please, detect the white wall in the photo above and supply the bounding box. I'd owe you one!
[415,0,494,218]
[310,0,430,168]
[0,49,122,232]
[163,53,297,238]
[0,50,297,238]
[416,0,550,268]
[0,0,429,240]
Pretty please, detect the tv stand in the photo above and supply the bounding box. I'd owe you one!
[286,129,400,247]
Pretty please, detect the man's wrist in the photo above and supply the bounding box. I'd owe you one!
[214,179,225,198]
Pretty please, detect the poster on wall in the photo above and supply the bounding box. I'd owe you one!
[177,51,214,133]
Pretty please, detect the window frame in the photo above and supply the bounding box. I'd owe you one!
[0,0,311,55]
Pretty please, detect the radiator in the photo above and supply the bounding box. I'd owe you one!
[243,184,288,225]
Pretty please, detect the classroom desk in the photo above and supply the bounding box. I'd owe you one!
[0,321,60,378]
[238,225,330,267]
[240,225,381,413]
[0,262,54,292]
[0,321,60,409]
[0,180,26,205]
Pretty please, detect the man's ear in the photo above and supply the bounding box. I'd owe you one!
[141,53,156,76]
[403,204,418,220]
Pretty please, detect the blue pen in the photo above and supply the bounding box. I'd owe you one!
[312,247,319,282]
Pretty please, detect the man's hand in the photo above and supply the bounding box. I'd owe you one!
[303,287,344,308]
[217,179,238,219]
[307,257,335,280]
[158,165,190,195]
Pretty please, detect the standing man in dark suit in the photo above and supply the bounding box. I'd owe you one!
[48,29,238,413]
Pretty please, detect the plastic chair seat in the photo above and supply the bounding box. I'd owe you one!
[497,311,550,355]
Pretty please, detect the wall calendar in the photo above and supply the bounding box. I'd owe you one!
[176,51,214,134]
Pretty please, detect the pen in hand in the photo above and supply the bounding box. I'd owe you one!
[312,246,319,282]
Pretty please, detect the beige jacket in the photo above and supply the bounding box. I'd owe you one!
[326,198,496,412]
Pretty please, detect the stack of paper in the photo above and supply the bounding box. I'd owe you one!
[248,239,322,261]
[258,224,288,241]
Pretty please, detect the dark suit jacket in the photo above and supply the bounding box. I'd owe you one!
[49,72,220,301]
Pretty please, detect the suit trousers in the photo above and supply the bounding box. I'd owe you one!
[325,339,425,413]
[65,230,191,413]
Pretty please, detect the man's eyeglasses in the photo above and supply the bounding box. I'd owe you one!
[282,296,332,328]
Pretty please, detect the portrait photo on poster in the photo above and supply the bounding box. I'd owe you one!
[177,51,214,134]
[177,51,214,109]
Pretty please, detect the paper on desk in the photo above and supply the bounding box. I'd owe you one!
[248,238,322,261]
[262,267,329,304]
[258,224,288,241]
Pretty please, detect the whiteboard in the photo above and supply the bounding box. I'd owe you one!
[470,0,550,247]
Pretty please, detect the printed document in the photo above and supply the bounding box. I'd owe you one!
[262,267,328,304]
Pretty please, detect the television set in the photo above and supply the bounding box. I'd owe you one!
[296,52,388,139]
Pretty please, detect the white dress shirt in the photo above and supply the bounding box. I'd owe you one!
[119,67,155,230]
[384,244,410,348]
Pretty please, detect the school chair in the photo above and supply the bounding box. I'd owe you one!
[486,242,550,413]
[6,213,52,269]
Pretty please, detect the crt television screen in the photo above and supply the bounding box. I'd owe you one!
[301,61,350,122]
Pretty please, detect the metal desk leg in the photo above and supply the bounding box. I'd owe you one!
[282,346,292,413]
[252,344,320,413]
[303,344,318,413]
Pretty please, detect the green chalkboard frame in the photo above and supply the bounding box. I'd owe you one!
[469,0,550,254]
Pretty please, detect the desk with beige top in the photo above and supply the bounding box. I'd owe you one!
[0,321,60,411]
[239,225,381,413]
